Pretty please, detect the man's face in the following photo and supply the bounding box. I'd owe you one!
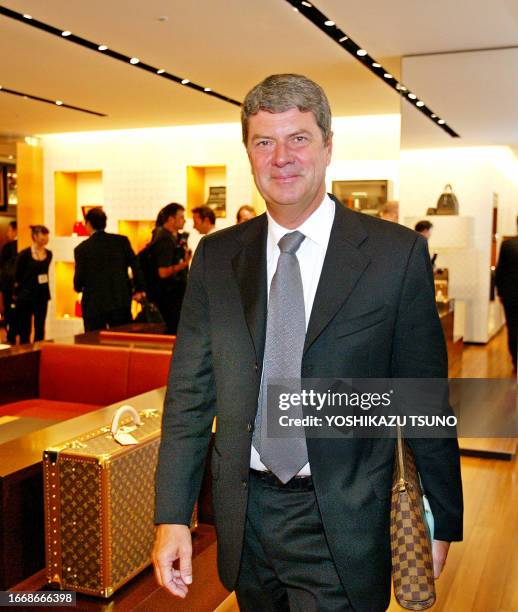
[192,213,204,234]
[246,108,332,212]
[164,210,185,233]
[6,226,16,241]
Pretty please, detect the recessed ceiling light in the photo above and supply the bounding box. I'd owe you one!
[130,57,140,64]
[157,69,165,74]
[384,73,392,79]
[293,7,299,11]
[324,20,335,26]
[408,93,417,100]
[356,49,367,56]
[204,87,212,92]
[438,119,445,124]
[157,15,169,22]
[98,45,108,51]
[396,84,407,91]
[55,100,63,105]
[372,62,381,68]
[416,101,425,107]
[61,30,71,37]
[339,36,348,42]
[181,79,190,85]
[431,114,437,119]
[23,14,32,19]
[301,1,313,6]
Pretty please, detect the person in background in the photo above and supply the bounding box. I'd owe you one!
[415,220,433,240]
[148,203,191,334]
[236,204,257,224]
[13,225,52,344]
[495,215,518,371]
[0,220,18,343]
[379,200,399,223]
[192,205,216,235]
[74,208,145,332]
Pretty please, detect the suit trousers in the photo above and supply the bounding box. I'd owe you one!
[83,306,132,332]
[235,470,353,612]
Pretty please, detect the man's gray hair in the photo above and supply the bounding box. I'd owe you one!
[241,74,332,145]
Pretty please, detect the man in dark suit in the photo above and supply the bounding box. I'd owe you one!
[74,208,145,332]
[495,217,518,371]
[153,74,463,612]
[0,220,18,343]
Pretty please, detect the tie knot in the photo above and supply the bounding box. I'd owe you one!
[278,231,305,254]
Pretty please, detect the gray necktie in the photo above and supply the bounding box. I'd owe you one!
[253,231,308,483]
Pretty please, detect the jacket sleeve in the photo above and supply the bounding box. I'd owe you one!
[494,240,508,297]
[73,246,84,293]
[124,237,145,292]
[392,235,463,542]
[154,238,216,524]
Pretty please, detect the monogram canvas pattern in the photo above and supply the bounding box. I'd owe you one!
[59,458,103,591]
[109,440,160,587]
[391,441,435,610]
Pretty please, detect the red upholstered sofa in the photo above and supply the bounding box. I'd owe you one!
[0,342,172,421]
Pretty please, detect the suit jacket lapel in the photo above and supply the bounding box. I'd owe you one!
[231,215,268,365]
[304,196,371,355]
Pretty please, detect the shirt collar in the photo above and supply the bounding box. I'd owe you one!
[266,193,335,250]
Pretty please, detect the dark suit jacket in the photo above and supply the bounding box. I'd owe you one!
[495,235,518,303]
[74,231,144,319]
[155,199,463,612]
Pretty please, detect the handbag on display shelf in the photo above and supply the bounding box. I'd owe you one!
[435,184,459,215]
[391,427,436,610]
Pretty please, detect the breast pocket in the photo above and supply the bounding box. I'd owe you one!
[335,305,387,339]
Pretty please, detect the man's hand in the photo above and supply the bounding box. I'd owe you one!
[432,539,450,579]
[152,524,193,598]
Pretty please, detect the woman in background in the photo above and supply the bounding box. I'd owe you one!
[13,225,52,344]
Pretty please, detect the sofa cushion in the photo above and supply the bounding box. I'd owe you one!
[39,343,130,406]
[0,398,101,420]
[127,349,171,397]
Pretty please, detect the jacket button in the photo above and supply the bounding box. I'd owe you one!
[241,480,248,489]
[247,422,253,432]
[254,363,259,372]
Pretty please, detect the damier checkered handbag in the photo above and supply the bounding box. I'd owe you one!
[391,428,436,610]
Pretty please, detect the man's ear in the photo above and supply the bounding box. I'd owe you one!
[325,131,333,166]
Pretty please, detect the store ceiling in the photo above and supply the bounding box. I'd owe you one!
[0,0,517,145]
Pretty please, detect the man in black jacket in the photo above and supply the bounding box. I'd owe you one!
[153,74,463,612]
[495,217,518,371]
[74,208,145,332]
[0,220,18,343]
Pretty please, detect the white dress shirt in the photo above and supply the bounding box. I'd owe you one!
[250,194,335,475]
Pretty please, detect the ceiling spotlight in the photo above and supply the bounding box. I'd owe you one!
[157,69,165,74]
[356,49,367,56]
[408,93,417,100]
[396,84,407,91]
[416,101,425,107]
[98,45,108,51]
[55,100,63,105]
[301,1,313,6]
[181,79,190,84]
[431,114,437,119]
[130,57,140,64]
[339,36,348,42]
[61,30,71,37]
[23,14,32,19]
[383,73,392,79]
[293,7,299,11]
[438,119,445,124]
[372,62,381,68]
[324,20,335,26]
[204,87,212,92]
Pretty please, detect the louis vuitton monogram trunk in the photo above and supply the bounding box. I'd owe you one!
[43,407,197,598]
